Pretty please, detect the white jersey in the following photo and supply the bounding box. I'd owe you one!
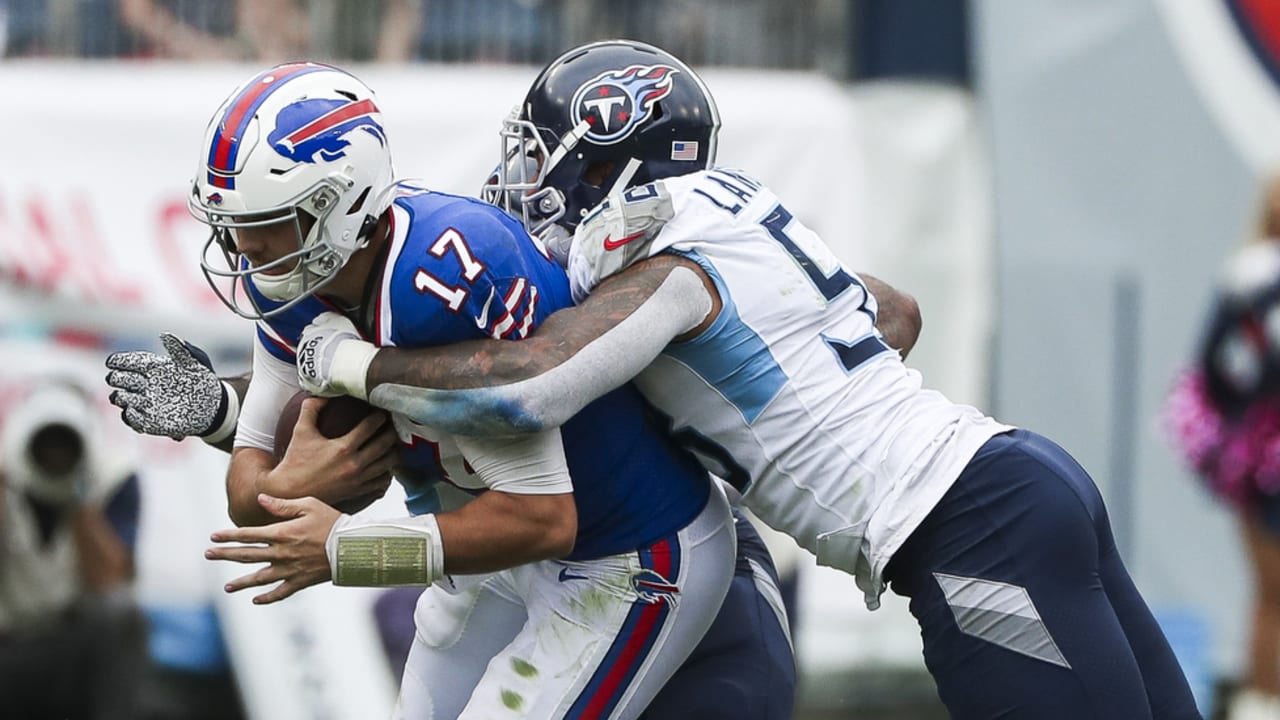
[568,169,1011,607]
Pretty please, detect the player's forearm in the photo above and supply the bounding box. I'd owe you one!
[862,273,922,359]
[226,448,282,526]
[328,429,577,586]
[366,258,711,434]
[365,256,683,392]
[437,490,577,573]
[228,447,329,527]
[323,492,574,590]
[439,430,576,568]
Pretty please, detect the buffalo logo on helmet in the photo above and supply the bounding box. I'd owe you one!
[630,568,680,606]
[570,64,679,145]
[268,97,387,164]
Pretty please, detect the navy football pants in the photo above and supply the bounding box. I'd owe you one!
[885,430,1201,719]
[642,511,797,720]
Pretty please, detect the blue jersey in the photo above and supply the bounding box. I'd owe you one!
[252,185,710,560]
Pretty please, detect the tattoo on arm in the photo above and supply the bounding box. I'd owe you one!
[367,254,690,392]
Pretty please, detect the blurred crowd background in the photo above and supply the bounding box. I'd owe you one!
[3,0,1279,719]
[0,0,851,67]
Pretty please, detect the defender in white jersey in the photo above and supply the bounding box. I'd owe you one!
[298,42,1202,719]
[560,169,1008,607]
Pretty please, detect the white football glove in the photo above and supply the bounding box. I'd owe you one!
[297,312,379,399]
[568,182,674,302]
[105,332,238,442]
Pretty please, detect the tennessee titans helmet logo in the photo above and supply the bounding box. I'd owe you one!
[631,569,680,606]
[268,97,387,164]
[571,64,679,145]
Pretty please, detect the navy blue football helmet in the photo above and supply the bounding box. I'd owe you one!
[486,39,720,235]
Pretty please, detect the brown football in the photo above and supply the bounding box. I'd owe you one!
[273,390,394,514]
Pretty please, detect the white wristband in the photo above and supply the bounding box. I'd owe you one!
[325,513,445,587]
[331,341,379,400]
[201,381,240,445]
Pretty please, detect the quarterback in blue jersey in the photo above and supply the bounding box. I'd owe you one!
[169,62,746,719]
[292,42,1202,720]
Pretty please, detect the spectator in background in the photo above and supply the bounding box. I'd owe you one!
[0,378,146,720]
[118,0,306,61]
[1165,174,1280,720]
[311,0,423,63]
[117,0,421,63]
[417,0,559,63]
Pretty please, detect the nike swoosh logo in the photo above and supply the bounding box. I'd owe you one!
[602,231,646,251]
[558,567,589,582]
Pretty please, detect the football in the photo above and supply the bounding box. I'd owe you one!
[273,391,390,456]
[273,391,394,514]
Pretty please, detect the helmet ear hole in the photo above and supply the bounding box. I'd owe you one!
[295,209,319,243]
[356,212,379,241]
[584,160,615,188]
[346,187,371,215]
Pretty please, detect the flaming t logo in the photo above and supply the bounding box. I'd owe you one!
[571,64,679,145]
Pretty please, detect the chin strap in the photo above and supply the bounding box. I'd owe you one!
[604,158,644,198]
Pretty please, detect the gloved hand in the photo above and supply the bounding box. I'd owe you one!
[105,332,236,441]
[297,312,378,399]
[567,182,673,301]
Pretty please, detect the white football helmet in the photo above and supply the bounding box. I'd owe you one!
[190,62,396,319]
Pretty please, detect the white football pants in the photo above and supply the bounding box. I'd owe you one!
[393,485,735,720]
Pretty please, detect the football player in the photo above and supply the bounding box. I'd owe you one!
[292,41,1203,719]
[159,62,744,720]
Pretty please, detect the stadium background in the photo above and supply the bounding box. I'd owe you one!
[2,0,1276,717]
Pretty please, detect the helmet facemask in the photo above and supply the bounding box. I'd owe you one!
[488,109,643,239]
[193,172,375,319]
[486,111,576,238]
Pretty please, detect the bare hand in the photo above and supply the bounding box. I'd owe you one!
[270,398,398,507]
[206,494,340,604]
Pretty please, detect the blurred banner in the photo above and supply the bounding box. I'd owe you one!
[0,62,927,346]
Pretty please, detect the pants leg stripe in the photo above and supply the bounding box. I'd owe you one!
[568,535,681,720]
[747,557,794,651]
[934,572,1071,669]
